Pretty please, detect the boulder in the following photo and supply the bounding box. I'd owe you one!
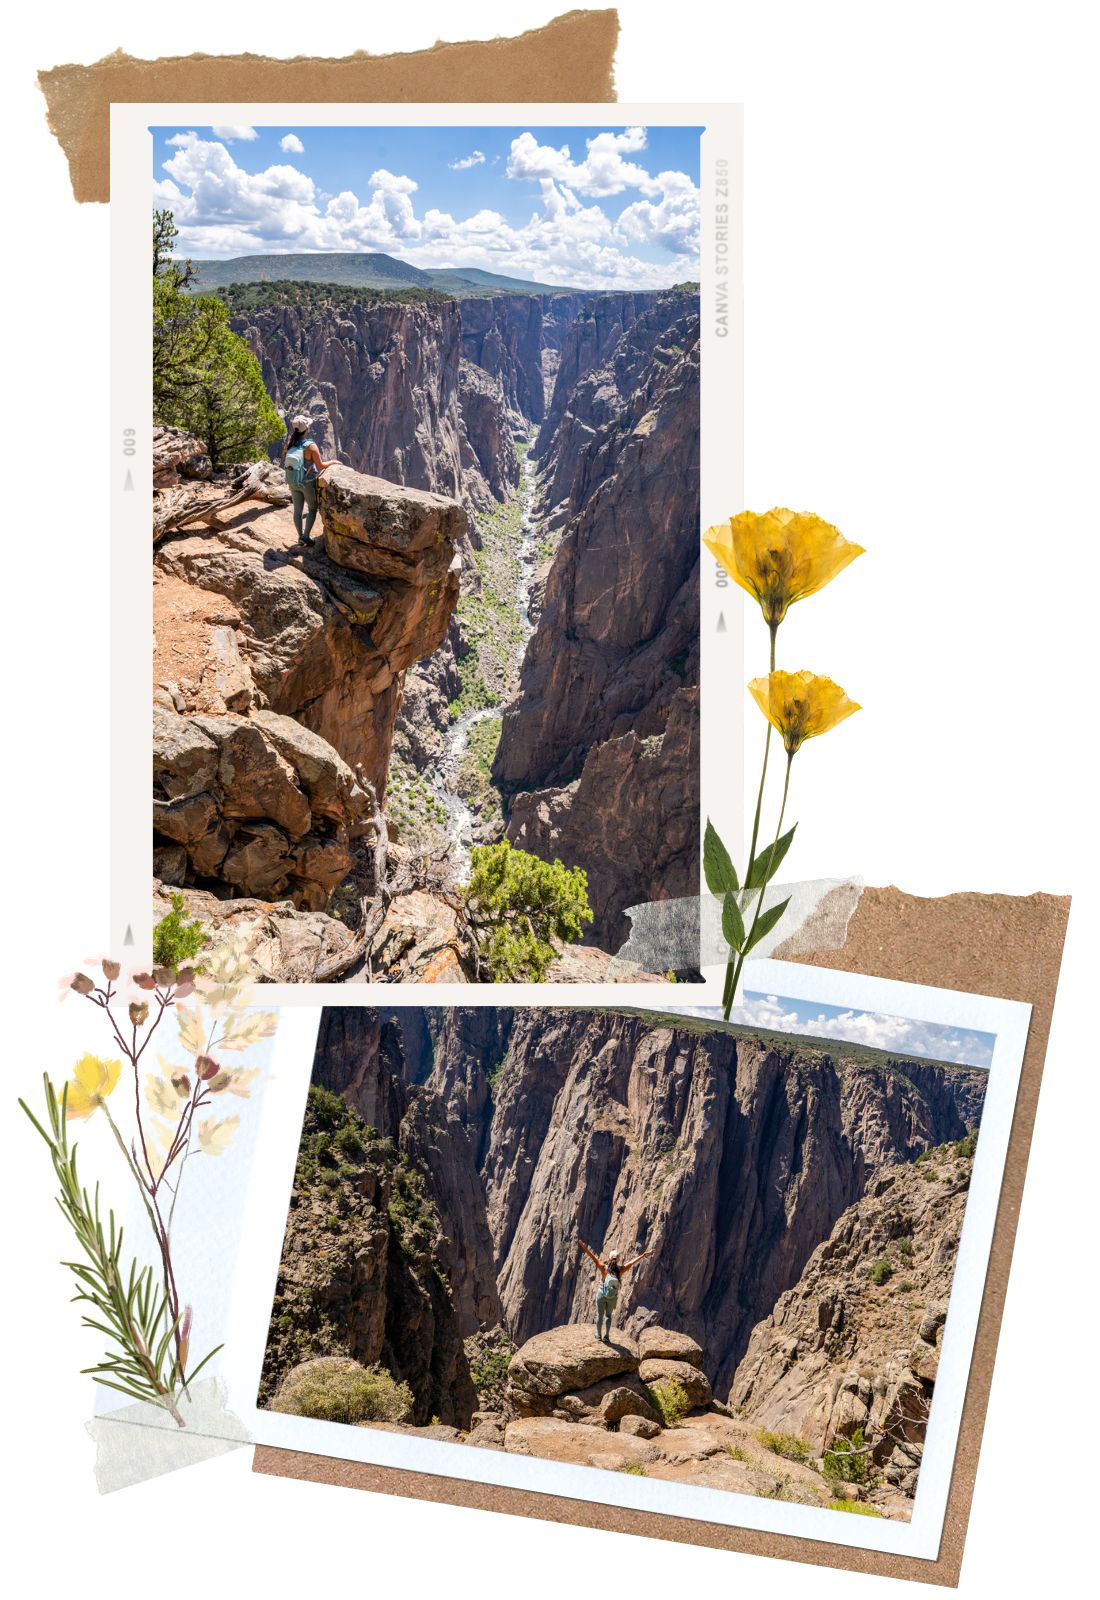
[638,1357,712,1409]
[191,715,313,840]
[466,1416,506,1451]
[638,1327,705,1369]
[619,1414,661,1440]
[153,707,219,801]
[250,709,369,825]
[549,1375,659,1428]
[507,1325,639,1412]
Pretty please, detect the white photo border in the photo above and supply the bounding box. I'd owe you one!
[214,962,1030,1562]
[112,102,744,1004]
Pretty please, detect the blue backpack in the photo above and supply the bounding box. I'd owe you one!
[284,436,316,487]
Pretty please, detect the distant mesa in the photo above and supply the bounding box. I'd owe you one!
[186,250,586,299]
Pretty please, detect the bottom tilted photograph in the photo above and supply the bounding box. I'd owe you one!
[253,987,1015,1532]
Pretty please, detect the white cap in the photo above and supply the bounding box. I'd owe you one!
[290,414,312,432]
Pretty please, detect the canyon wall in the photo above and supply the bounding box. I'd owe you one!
[266,1007,986,1407]
[494,289,701,948]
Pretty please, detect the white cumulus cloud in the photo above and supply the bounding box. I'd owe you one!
[449,149,485,170]
[210,124,258,142]
[155,128,700,290]
[727,994,994,1069]
[280,134,305,154]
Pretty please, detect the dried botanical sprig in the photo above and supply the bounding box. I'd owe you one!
[26,929,277,1425]
[18,1076,221,1425]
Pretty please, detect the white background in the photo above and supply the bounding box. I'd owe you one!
[2,3,1097,1596]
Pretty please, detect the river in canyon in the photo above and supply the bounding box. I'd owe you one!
[423,442,540,880]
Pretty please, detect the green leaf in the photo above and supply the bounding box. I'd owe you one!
[704,819,739,895]
[746,825,797,890]
[744,896,792,953]
[721,892,745,952]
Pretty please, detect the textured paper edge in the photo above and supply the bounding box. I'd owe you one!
[253,886,1071,1587]
[39,8,619,202]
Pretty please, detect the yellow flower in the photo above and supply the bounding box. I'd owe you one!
[704,509,864,628]
[748,670,861,756]
[60,1054,122,1120]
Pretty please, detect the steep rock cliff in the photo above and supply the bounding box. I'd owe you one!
[258,1083,477,1425]
[233,298,467,500]
[730,1139,977,1492]
[494,291,701,946]
[274,1008,986,1413]
[311,1009,503,1337]
[153,456,465,903]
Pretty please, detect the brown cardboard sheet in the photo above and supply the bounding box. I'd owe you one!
[39,8,619,202]
[252,887,1070,1585]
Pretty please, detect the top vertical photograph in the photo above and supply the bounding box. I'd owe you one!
[149,119,708,985]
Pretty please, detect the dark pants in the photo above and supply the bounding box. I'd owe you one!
[291,480,318,542]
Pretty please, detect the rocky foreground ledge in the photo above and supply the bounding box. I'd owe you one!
[153,434,465,917]
[271,1321,914,1518]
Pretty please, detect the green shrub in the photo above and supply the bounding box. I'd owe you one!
[896,1236,914,1260]
[828,1498,882,1517]
[467,1332,514,1406]
[870,1255,894,1287]
[645,1377,691,1428]
[755,1429,812,1464]
[152,890,208,973]
[463,841,593,982]
[823,1428,871,1484]
[618,1464,648,1476]
[334,1123,366,1160]
[954,1129,978,1159]
[725,1444,749,1462]
[272,1357,413,1425]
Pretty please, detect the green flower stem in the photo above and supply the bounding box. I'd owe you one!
[723,751,794,1021]
[745,622,778,879]
[722,621,778,1014]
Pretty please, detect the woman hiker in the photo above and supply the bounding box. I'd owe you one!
[578,1238,651,1343]
[282,414,338,547]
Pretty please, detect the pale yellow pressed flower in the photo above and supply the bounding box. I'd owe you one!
[198,1115,240,1156]
[748,670,861,756]
[59,1054,122,1120]
[145,1073,180,1119]
[704,509,864,628]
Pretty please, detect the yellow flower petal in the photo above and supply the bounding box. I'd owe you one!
[704,509,864,627]
[748,670,861,755]
[60,1054,123,1120]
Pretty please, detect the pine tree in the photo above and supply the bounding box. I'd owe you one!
[152,210,283,469]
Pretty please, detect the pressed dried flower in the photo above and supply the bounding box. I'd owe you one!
[196,1054,221,1081]
[145,1073,179,1119]
[129,1001,150,1027]
[171,1071,191,1098]
[748,670,861,756]
[198,1115,240,1156]
[102,959,121,981]
[60,1054,122,1120]
[70,973,96,996]
[704,509,864,628]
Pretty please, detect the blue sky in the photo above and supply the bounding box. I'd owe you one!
[151,123,703,290]
[727,992,996,1069]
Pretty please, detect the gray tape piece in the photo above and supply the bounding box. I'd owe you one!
[609,877,864,978]
[87,1377,252,1493]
